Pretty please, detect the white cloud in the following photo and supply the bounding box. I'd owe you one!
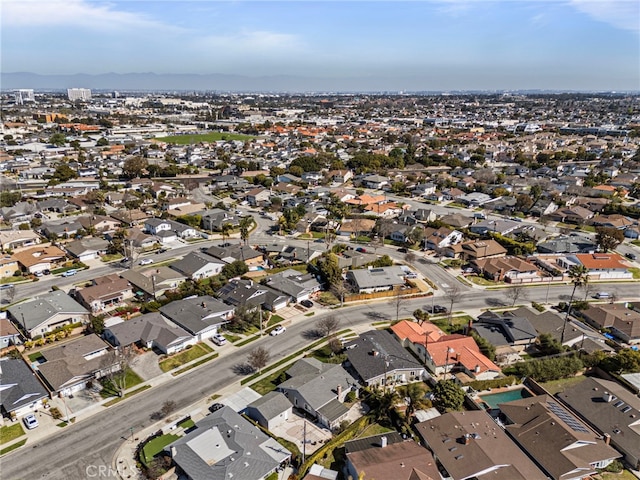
[2,0,184,33]
[569,0,639,32]
[196,29,303,54]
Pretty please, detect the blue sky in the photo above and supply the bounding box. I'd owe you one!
[2,0,639,90]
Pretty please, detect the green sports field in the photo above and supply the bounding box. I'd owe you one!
[155,132,254,144]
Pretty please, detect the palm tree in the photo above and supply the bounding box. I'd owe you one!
[561,264,590,343]
[239,217,252,245]
[221,222,233,245]
[368,388,399,424]
[399,382,429,421]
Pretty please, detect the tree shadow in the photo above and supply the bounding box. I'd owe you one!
[149,411,164,421]
[231,363,255,376]
[484,297,506,307]
[364,311,391,321]
[301,329,323,340]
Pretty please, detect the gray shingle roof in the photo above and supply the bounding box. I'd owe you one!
[247,391,291,421]
[170,251,224,277]
[167,406,290,480]
[0,357,49,414]
[8,290,89,332]
[160,296,232,335]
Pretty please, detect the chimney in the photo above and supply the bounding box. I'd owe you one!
[603,391,613,403]
[201,302,206,308]
[372,350,379,356]
[463,434,471,445]
[380,436,388,448]
[474,365,481,373]
[170,446,177,457]
[337,385,342,397]
[604,433,611,445]
[455,353,461,362]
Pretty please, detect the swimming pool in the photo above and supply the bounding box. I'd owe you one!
[478,387,533,409]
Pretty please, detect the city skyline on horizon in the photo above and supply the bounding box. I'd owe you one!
[2,0,639,92]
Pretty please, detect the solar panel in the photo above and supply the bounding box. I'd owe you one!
[614,400,625,408]
[621,406,632,414]
[547,400,590,433]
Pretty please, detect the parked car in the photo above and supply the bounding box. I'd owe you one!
[43,269,51,275]
[594,292,611,299]
[427,305,448,314]
[209,403,224,413]
[405,273,418,279]
[157,248,169,254]
[212,334,226,346]
[398,248,408,253]
[61,269,77,277]
[139,259,154,266]
[356,247,367,253]
[23,413,39,430]
[300,299,313,308]
[270,325,286,336]
[34,271,44,277]
[0,284,13,290]
[625,252,637,260]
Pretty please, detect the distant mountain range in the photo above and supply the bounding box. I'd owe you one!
[3,72,629,94]
[2,71,428,93]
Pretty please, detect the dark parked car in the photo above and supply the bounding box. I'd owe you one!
[209,403,224,413]
[427,305,448,314]
[625,252,637,260]
[300,299,313,308]
[398,248,408,253]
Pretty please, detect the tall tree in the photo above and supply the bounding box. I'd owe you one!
[399,382,430,421]
[239,216,252,245]
[221,222,234,244]
[444,285,462,325]
[122,156,148,179]
[247,346,270,374]
[595,226,624,252]
[504,285,527,306]
[316,315,340,338]
[561,264,590,343]
[432,380,465,412]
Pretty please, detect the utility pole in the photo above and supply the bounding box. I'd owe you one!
[259,309,263,337]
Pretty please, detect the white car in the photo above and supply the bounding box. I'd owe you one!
[139,259,154,266]
[23,413,39,430]
[212,334,226,346]
[270,325,286,336]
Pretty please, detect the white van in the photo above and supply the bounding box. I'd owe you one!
[594,292,611,299]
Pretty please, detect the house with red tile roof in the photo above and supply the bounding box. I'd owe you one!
[558,253,632,280]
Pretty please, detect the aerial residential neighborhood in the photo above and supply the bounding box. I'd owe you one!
[0,90,640,480]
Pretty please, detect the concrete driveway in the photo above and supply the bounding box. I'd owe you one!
[131,351,163,381]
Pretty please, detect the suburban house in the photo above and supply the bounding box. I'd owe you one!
[361,174,390,189]
[0,256,20,278]
[460,239,507,261]
[440,212,472,229]
[245,187,271,206]
[246,391,293,431]
[471,256,541,282]
[144,218,199,239]
[103,312,195,354]
[0,230,41,251]
[75,274,134,314]
[557,377,640,470]
[537,235,597,254]
[8,290,90,338]
[590,214,636,230]
[166,406,290,480]
[473,310,538,351]
[423,226,463,250]
[119,267,186,300]
[277,358,356,429]
[263,269,322,303]
[35,334,114,397]
[415,410,548,480]
[345,330,424,388]
[499,394,621,480]
[170,251,225,280]
[346,266,407,294]
[550,206,595,224]
[469,219,522,236]
[579,304,640,344]
[329,169,353,184]
[216,279,289,312]
[426,333,501,381]
[160,296,233,341]
[200,209,240,231]
[126,228,157,249]
[335,218,377,239]
[203,244,265,270]
[64,237,110,262]
[12,245,67,275]
[558,253,632,280]
[0,357,49,419]
[0,318,21,349]
[507,306,586,348]
[77,214,121,233]
[344,432,440,480]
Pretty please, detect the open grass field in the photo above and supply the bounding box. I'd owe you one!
[155,132,254,144]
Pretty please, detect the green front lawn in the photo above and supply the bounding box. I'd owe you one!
[100,370,144,398]
[432,315,473,334]
[466,275,499,286]
[155,132,254,144]
[0,423,25,445]
[178,418,195,429]
[28,352,44,362]
[101,253,123,262]
[627,267,640,279]
[0,439,26,455]
[140,434,181,467]
[159,343,214,372]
